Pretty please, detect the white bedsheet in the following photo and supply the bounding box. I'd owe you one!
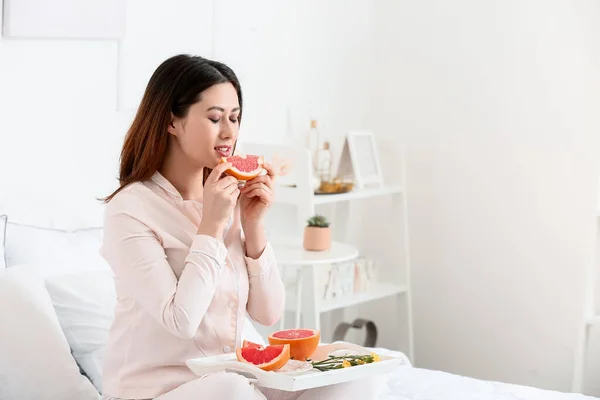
[380,366,598,400]
[365,347,597,400]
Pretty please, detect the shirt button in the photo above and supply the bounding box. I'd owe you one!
[223,345,231,353]
[228,301,236,308]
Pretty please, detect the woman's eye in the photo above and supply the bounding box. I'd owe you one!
[229,118,239,124]
[209,118,220,124]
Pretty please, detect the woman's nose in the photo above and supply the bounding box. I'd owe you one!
[220,121,236,139]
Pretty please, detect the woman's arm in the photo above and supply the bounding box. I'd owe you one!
[102,204,226,340]
[243,222,285,326]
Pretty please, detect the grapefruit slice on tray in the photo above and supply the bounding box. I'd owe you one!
[242,340,263,349]
[236,341,290,372]
[220,154,264,181]
[268,329,321,361]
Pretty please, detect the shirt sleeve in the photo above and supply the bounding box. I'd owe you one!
[101,201,227,339]
[244,241,285,326]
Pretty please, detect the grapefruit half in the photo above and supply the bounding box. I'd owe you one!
[268,329,320,361]
[236,342,290,372]
[220,154,264,181]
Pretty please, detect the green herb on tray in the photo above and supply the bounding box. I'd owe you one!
[311,353,381,372]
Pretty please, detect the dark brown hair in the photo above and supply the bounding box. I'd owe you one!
[103,54,242,202]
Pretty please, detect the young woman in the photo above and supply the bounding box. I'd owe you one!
[101,55,385,400]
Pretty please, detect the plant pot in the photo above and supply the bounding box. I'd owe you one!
[303,226,331,251]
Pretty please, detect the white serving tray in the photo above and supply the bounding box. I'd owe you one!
[186,341,405,392]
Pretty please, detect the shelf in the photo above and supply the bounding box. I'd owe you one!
[586,315,600,326]
[271,240,359,266]
[273,184,402,206]
[313,186,403,205]
[284,283,408,313]
[320,283,408,312]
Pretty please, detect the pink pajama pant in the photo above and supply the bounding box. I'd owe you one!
[103,371,388,400]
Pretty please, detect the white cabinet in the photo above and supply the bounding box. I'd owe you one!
[241,142,414,362]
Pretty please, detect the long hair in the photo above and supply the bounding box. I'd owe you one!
[103,55,242,202]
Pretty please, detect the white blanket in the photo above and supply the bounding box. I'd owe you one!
[381,367,597,400]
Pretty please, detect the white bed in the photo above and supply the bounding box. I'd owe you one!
[382,366,597,400]
[0,202,597,400]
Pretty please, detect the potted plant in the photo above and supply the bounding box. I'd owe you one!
[303,214,331,251]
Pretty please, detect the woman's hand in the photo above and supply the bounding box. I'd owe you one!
[197,162,240,239]
[239,163,275,228]
[239,164,275,259]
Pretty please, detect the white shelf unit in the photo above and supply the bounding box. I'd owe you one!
[272,240,360,266]
[319,283,408,313]
[283,185,404,206]
[572,207,600,392]
[586,315,600,326]
[241,142,414,363]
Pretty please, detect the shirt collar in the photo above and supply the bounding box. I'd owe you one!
[150,171,184,201]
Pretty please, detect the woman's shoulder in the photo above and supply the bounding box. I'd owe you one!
[104,181,153,216]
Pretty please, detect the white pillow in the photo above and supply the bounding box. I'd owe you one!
[45,270,267,394]
[0,191,105,231]
[0,215,6,269]
[45,270,116,393]
[0,266,100,400]
[4,222,108,275]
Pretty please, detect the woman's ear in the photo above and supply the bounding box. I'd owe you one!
[167,113,179,136]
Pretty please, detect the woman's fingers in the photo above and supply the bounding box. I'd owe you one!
[244,175,272,190]
[241,182,272,196]
[245,164,275,188]
[226,183,240,196]
[263,163,276,181]
[207,162,232,184]
[243,187,272,202]
[215,175,239,190]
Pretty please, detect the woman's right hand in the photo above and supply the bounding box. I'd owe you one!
[197,162,240,239]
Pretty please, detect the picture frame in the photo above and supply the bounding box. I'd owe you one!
[337,131,384,189]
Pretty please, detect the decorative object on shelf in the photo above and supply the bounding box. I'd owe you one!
[338,263,354,296]
[337,131,384,189]
[332,318,378,348]
[315,141,333,182]
[322,262,355,301]
[303,214,331,251]
[305,119,321,174]
[315,178,354,195]
[354,257,376,293]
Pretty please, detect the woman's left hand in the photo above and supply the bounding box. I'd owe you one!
[239,163,275,228]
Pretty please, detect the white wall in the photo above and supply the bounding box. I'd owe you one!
[372,0,600,394]
[0,0,374,224]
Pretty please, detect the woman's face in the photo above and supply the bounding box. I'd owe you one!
[168,82,240,169]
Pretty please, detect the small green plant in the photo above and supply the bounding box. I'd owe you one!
[306,214,330,228]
